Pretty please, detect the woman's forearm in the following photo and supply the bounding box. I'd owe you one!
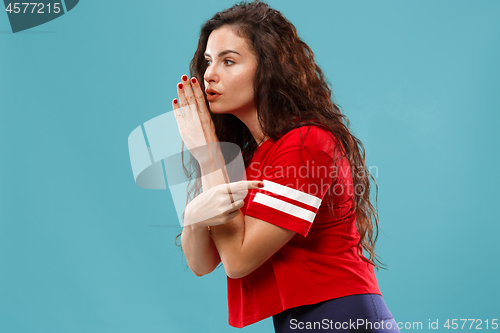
[209,213,246,278]
[180,156,230,276]
[181,223,221,276]
[198,160,247,277]
[199,147,230,191]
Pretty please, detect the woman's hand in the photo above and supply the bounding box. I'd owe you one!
[184,180,263,228]
[172,75,219,166]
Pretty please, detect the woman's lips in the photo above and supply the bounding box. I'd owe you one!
[206,92,221,102]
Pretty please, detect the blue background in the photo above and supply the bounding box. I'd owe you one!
[1,0,499,332]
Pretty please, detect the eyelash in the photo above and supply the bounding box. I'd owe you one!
[205,59,235,66]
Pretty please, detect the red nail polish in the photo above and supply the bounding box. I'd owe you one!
[191,77,197,84]
[173,99,178,104]
[178,83,183,89]
[258,182,265,188]
[182,75,188,81]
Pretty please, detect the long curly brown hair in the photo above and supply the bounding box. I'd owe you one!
[177,0,386,270]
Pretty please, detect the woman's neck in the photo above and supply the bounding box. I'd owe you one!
[233,108,268,146]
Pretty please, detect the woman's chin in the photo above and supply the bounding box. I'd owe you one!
[209,105,232,114]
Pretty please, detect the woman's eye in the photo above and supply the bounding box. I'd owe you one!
[205,59,233,66]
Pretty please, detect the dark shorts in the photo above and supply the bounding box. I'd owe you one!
[273,294,401,333]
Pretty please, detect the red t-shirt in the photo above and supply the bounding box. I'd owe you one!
[227,125,382,328]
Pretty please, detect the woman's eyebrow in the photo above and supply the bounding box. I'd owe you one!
[204,50,242,58]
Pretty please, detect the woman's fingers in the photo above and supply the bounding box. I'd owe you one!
[230,182,262,202]
[172,98,184,125]
[212,180,264,204]
[190,76,220,142]
[177,75,194,121]
[230,199,245,212]
[181,75,197,107]
[227,180,264,195]
[190,77,210,114]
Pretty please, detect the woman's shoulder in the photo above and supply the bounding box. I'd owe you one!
[278,124,333,141]
[276,124,340,156]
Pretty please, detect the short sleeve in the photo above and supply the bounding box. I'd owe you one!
[244,128,335,237]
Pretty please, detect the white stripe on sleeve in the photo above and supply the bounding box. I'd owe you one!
[262,180,322,209]
[253,192,316,223]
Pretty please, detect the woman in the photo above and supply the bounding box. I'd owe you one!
[172,1,400,332]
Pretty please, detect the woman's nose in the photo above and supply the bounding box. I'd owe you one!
[204,64,219,83]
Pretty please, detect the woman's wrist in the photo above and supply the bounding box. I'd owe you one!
[197,143,226,171]
[198,158,214,173]
[185,219,210,233]
[200,166,230,192]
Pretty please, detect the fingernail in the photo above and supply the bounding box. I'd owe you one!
[173,99,178,104]
[178,83,183,89]
[258,182,265,188]
[182,75,188,82]
[191,77,197,84]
